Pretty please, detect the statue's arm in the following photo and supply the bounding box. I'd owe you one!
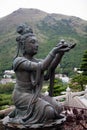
[40,43,71,71]
[13,45,65,71]
[44,52,64,80]
[50,42,76,70]
[44,42,76,80]
[13,42,76,72]
[50,52,64,70]
[12,51,56,72]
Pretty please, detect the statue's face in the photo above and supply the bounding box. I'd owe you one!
[24,36,39,56]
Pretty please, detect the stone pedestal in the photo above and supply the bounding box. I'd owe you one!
[0,118,65,130]
[0,120,5,130]
[3,124,63,130]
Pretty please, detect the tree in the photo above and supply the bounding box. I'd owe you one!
[80,50,87,75]
[70,50,87,91]
[48,78,67,96]
[70,74,87,91]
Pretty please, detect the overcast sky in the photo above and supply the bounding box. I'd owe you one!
[0,0,87,20]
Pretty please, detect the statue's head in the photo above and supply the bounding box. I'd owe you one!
[15,23,39,57]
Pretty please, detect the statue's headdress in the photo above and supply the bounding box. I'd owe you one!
[15,23,34,58]
[17,23,33,35]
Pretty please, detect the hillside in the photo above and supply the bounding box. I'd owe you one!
[0,8,87,76]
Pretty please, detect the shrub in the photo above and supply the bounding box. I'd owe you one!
[0,94,13,110]
[0,83,14,94]
[48,78,67,96]
[0,83,14,110]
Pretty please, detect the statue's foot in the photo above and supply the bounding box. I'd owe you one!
[57,114,65,119]
[55,114,65,120]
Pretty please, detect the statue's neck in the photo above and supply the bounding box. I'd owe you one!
[23,54,33,60]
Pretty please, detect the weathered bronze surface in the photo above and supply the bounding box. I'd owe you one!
[2,118,65,130]
[2,24,76,128]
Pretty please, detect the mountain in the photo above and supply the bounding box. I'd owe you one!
[0,8,87,76]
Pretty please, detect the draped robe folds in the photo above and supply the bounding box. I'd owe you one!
[8,57,62,125]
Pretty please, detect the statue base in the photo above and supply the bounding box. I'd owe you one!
[0,117,66,130]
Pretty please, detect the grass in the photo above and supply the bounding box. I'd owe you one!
[0,93,13,110]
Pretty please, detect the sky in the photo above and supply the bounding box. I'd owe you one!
[0,0,87,20]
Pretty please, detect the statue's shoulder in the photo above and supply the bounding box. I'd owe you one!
[34,58,43,62]
[13,57,27,71]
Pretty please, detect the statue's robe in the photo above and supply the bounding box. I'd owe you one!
[8,57,62,125]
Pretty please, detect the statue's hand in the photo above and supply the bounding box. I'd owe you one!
[53,45,69,54]
[55,39,76,53]
[68,43,76,49]
[54,40,69,53]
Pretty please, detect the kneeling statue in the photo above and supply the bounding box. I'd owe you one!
[3,24,76,127]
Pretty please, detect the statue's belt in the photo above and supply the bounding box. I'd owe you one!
[15,80,33,92]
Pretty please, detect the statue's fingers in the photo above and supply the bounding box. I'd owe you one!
[59,47,70,52]
[69,43,76,49]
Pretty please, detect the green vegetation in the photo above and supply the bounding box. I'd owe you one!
[48,78,67,96]
[70,74,87,91]
[69,50,87,91]
[0,94,12,110]
[80,50,87,75]
[0,83,14,110]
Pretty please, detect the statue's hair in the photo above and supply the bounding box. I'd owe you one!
[16,23,34,42]
[15,23,34,58]
[17,23,33,35]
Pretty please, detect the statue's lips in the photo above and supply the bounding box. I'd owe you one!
[34,48,38,52]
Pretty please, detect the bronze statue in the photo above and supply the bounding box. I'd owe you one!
[3,24,76,126]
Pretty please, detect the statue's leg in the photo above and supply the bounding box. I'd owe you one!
[41,95,63,115]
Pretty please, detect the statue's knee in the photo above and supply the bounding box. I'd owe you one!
[45,106,55,119]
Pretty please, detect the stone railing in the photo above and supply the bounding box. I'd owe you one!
[54,86,87,108]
